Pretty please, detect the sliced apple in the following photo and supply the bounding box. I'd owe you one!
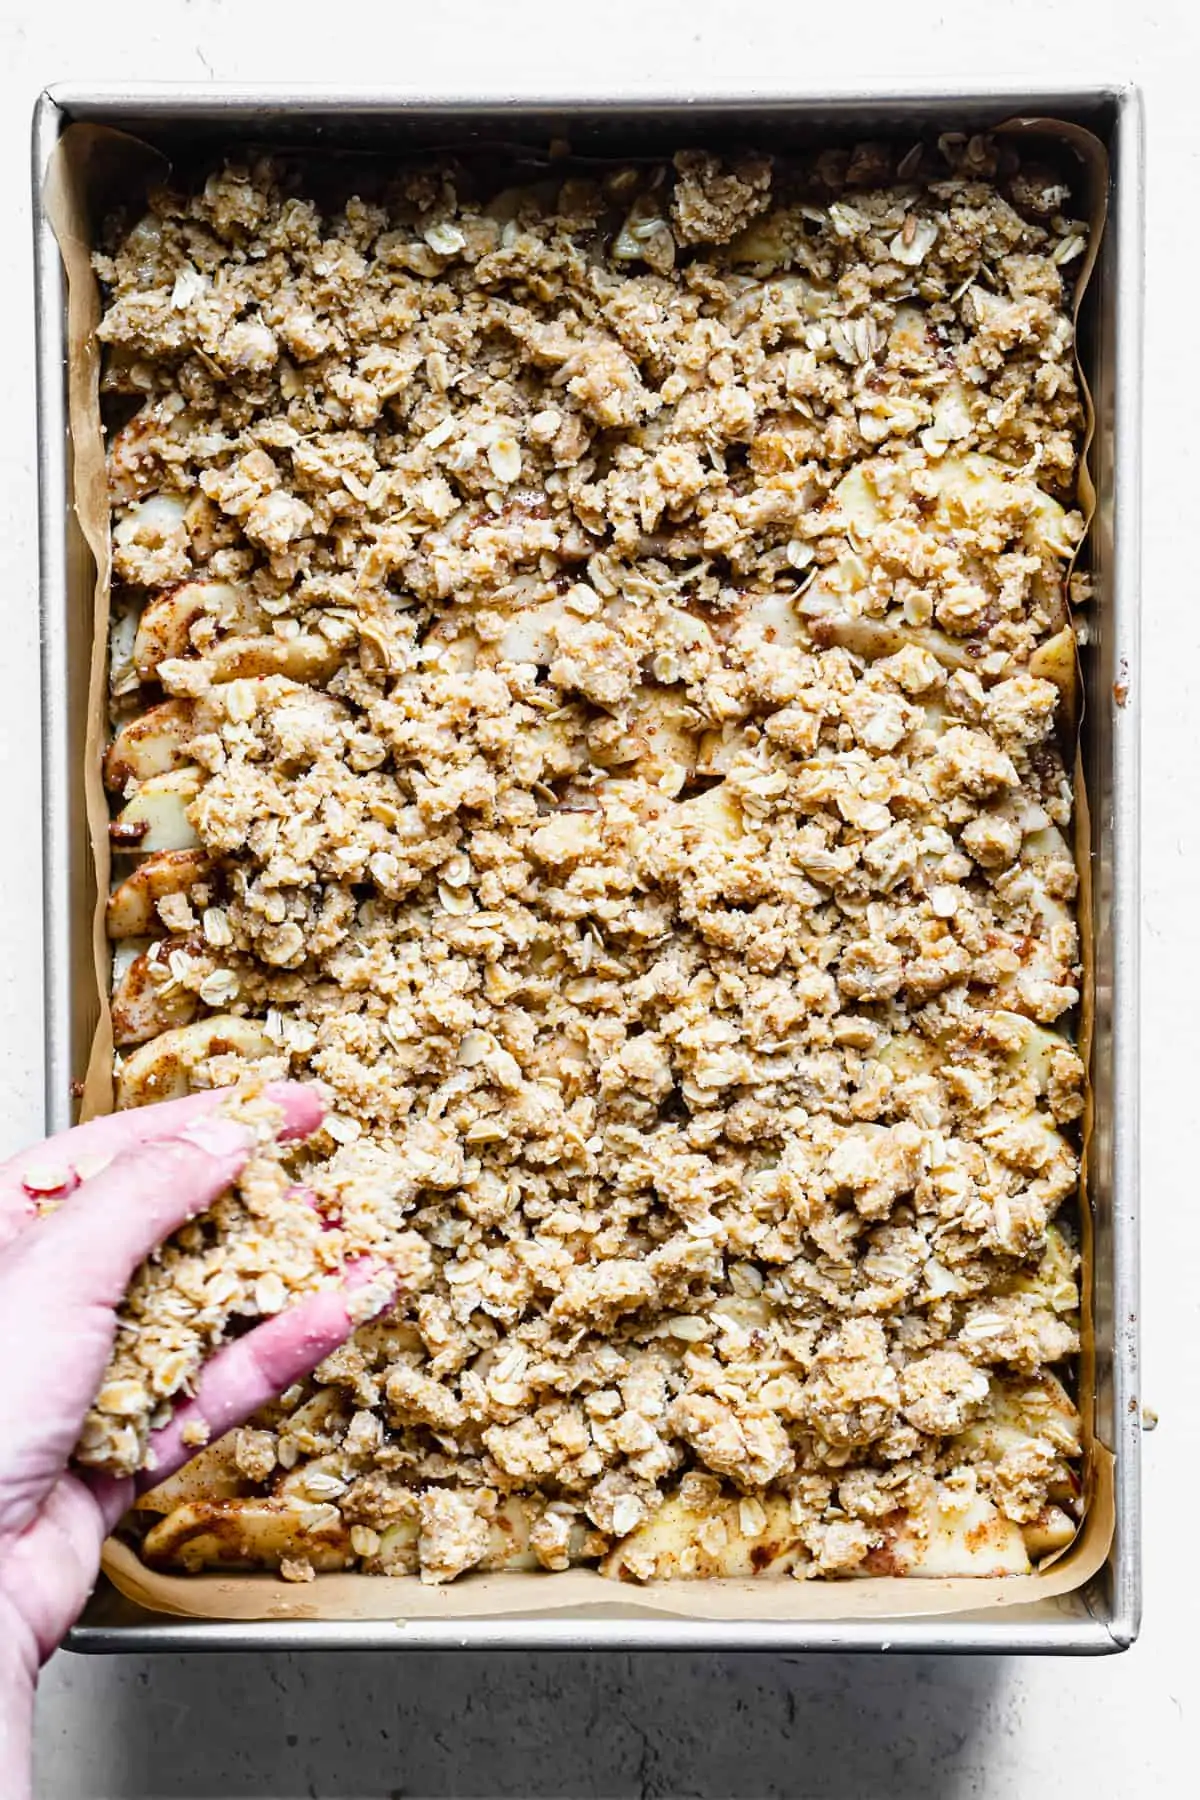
[277,1388,352,1439]
[111,936,202,1047]
[107,401,189,505]
[982,1107,1073,1175]
[803,453,1078,670]
[695,724,749,779]
[106,849,211,939]
[1021,815,1072,866]
[600,1489,804,1581]
[673,780,744,845]
[115,1014,273,1108]
[496,596,568,666]
[133,580,255,680]
[985,841,1078,1023]
[1028,625,1078,715]
[516,715,588,782]
[478,1495,545,1572]
[834,464,886,535]
[832,452,1074,559]
[881,1008,1071,1082]
[207,633,342,685]
[1020,836,1078,943]
[113,935,149,984]
[928,379,975,445]
[996,1226,1081,1318]
[952,1371,1080,1466]
[727,215,791,266]
[591,686,699,785]
[877,1029,940,1079]
[109,598,142,698]
[136,1437,248,1515]
[424,590,573,673]
[142,1489,594,1577]
[990,944,1077,1024]
[112,493,188,556]
[475,1496,597,1572]
[804,602,981,674]
[141,1498,353,1573]
[878,1483,1031,1577]
[730,588,807,653]
[942,456,1075,561]
[421,609,480,672]
[368,1516,420,1573]
[110,768,203,853]
[1021,1505,1078,1560]
[275,1454,356,1505]
[104,700,197,790]
[994,1012,1072,1091]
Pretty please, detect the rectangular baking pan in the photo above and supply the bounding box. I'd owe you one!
[33,82,1143,1654]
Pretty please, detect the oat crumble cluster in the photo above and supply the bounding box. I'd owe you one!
[95,136,1089,1584]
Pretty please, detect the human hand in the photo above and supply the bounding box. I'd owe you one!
[0,1085,386,1798]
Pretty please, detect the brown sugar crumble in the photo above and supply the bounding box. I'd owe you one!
[93,134,1089,1583]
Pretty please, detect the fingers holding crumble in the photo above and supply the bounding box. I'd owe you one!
[0,1080,393,1694]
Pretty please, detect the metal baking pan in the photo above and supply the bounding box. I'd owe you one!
[33,82,1143,1654]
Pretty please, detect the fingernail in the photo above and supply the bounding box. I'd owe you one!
[173,1116,255,1159]
[21,1159,77,1197]
[342,1259,396,1325]
[266,1081,326,1138]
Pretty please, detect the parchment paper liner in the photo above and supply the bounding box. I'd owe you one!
[44,115,1115,1624]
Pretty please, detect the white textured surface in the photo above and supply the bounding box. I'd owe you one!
[1,1,1194,1794]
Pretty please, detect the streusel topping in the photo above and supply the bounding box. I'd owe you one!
[95,135,1088,1582]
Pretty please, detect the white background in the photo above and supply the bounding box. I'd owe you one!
[1,2,1194,1795]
